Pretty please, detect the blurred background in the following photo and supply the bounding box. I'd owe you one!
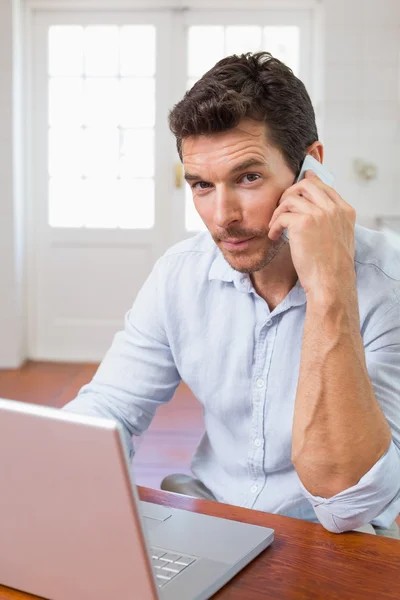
[0,1,399,504]
[1,0,400,367]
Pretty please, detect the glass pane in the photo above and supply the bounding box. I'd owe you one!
[48,128,84,176]
[119,78,155,127]
[83,128,119,177]
[263,27,300,75]
[187,77,198,91]
[118,179,155,228]
[47,24,157,229]
[49,26,83,76]
[84,26,119,76]
[120,129,154,178]
[188,26,225,77]
[120,26,156,76]
[49,78,83,126]
[83,78,119,126]
[185,186,206,232]
[225,26,262,55]
[83,179,120,228]
[49,178,85,227]
[50,177,155,229]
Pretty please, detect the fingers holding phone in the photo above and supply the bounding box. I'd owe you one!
[268,155,356,296]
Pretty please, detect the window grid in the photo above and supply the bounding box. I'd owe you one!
[48,25,156,229]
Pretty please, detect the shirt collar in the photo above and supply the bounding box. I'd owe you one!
[286,278,306,309]
[208,249,237,283]
[208,247,307,307]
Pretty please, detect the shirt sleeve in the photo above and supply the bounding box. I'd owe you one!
[63,257,181,457]
[299,297,400,533]
[299,441,400,533]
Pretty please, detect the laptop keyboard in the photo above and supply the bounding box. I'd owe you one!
[150,546,198,588]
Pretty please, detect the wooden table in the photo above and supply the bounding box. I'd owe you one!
[1,486,400,600]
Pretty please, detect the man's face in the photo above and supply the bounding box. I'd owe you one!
[182,119,296,273]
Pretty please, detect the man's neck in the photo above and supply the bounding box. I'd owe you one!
[250,244,298,311]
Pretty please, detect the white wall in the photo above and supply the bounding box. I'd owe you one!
[323,0,400,226]
[0,0,25,368]
[0,0,399,366]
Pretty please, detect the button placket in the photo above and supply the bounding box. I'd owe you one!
[247,332,266,485]
[248,314,276,499]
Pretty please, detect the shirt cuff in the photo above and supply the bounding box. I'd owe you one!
[298,440,400,533]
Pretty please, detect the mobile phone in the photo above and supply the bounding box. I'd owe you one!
[281,155,335,241]
[295,154,335,187]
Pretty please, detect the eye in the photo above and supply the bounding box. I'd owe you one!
[192,181,212,190]
[242,173,261,183]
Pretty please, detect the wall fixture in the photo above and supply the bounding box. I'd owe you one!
[353,159,377,182]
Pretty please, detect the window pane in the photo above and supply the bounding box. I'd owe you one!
[188,26,225,77]
[47,24,156,230]
[120,129,154,178]
[225,26,262,55]
[84,179,120,228]
[84,26,119,76]
[48,128,84,176]
[83,128,119,177]
[187,77,199,91]
[49,179,85,227]
[49,26,84,76]
[120,26,156,76]
[49,78,83,126]
[118,179,155,228]
[263,26,300,75]
[50,177,155,229]
[83,78,119,126]
[185,186,206,232]
[119,78,155,127]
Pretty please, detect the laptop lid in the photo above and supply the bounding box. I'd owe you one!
[0,398,159,600]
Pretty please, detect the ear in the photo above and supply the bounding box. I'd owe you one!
[305,141,324,164]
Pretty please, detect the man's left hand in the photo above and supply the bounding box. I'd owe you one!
[268,170,357,300]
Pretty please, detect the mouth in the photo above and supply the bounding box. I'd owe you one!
[220,237,256,251]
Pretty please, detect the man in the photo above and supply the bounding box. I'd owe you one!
[64,53,400,536]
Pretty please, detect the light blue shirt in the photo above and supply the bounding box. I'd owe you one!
[64,225,400,533]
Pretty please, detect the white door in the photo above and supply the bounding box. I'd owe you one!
[29,6,314,361]
[30,10,178,361]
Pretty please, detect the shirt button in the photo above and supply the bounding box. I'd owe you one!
[256,378,265,388]
[254,438,262,448]
[266,319,273,326]
[250,484,258,493]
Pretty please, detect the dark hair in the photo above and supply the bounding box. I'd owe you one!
[169,52,318,175]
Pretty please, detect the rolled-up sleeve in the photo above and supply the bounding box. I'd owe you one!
[300,297,400,533]
[63,257,181,457]
[299,441,400,533]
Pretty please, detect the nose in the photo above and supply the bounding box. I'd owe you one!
[213,185,242,229]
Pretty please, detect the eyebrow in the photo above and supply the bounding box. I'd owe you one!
[184,158,268,183]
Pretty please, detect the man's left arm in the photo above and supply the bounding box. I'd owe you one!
[268,169,400,533]
[293,282,400,533]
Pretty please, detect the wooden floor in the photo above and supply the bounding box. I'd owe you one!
[0,361,203,490]
[1,361,399,528]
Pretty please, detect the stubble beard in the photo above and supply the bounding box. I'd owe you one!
[218,233,288,274]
